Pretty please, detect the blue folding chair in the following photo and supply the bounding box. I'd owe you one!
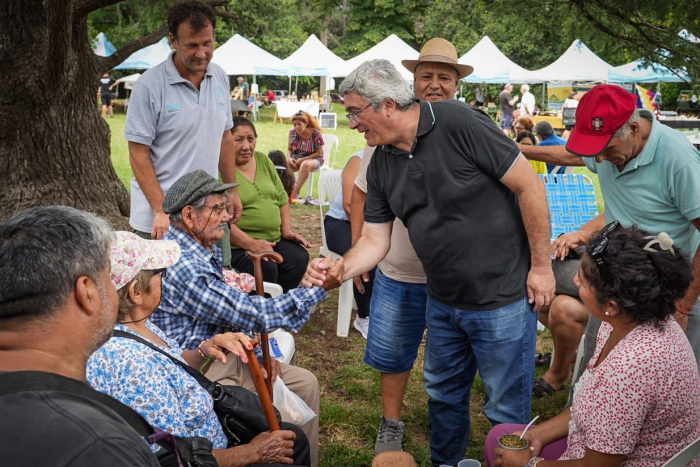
[540,173,599,239]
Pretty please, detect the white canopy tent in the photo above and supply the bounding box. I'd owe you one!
[113,37,172,70]
[513,40,616,83]
[282,34,341,77]
[458,36,540,84]
[340,34,419,80]
[212,34,291,76]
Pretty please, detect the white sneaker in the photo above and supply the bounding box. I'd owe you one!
[354,316,369,339]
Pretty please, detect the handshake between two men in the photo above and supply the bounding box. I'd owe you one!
[301,256,347,291]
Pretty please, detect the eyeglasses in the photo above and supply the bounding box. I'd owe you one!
[587,220,620,281]
[152,268,167,279]
[202,203,230,214]
[346,103,373,124]
[514,126,525,131]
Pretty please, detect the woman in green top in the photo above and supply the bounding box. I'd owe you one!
[229,117,312,291]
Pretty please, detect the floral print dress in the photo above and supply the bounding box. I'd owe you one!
[87,322,229,449]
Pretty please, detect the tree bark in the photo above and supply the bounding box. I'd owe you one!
[0,0,130,228]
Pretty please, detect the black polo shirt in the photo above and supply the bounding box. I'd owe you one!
[365,99,529,310]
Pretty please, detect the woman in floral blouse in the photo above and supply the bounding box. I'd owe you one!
[87,231,310,467]
[487,224,700,467]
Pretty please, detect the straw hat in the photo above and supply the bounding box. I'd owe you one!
[402,38,473,79]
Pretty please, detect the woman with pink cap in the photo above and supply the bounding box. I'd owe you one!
[87,231,310,467]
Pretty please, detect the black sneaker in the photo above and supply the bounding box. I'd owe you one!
[375,417,405,454]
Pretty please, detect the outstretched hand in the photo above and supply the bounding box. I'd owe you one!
[301,257,344,290]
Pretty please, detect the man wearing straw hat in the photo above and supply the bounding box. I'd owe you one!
[350,38,474,456]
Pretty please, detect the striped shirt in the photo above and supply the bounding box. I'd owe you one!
[289,128,324,165]
[152,224,326,350]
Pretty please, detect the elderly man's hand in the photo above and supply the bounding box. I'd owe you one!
[527,265,555,312]
[301,257,342,289]
[151,211,170,240]
[248,430,296,465]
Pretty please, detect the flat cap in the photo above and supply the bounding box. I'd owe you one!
[163,170,239,214]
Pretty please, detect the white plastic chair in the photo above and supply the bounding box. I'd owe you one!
[254,281,296,364]
[663,436,700,466]
[306,134,339,198]
[318,169,355,337]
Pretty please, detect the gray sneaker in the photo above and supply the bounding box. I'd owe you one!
[375,417,405,454]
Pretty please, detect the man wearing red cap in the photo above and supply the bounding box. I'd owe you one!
[520,84,700,373]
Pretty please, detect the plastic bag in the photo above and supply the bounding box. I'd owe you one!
[272,378,316,426]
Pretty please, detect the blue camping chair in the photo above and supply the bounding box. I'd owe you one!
[540,173,599,240]
[540,173,599,364]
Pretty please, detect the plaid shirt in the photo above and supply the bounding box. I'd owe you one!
[152,225,325,350]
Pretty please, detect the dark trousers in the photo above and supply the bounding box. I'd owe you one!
[251,421,311,467]
[323,215,375,318]
[230,238,309,292]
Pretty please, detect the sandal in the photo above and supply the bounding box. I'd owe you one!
[532,377,564,398]
[534,352,552,367]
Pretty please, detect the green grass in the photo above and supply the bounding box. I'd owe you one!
[106,108,593,466]
[107,106,368,197]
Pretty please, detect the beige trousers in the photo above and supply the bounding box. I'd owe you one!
[206,358,319,467]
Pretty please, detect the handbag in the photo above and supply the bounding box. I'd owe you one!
[0,371,218,467]
[552,246,584,298]
[112,330,281,447]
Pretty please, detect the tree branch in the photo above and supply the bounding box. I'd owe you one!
[213,8,241,20]
[102,24,169,70]
[73,0,123,19]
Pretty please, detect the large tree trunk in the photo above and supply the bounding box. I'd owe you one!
[0,0,131,228]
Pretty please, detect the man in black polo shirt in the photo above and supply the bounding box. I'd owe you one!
[303,59,554,466]
[0,206,159,467]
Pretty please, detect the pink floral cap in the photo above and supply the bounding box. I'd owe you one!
[110,231,181,290]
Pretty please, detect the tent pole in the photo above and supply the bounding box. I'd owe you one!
[541,84,545,110]
[253,74,258,121]
[295,76,298,96]
[288,76,292,94]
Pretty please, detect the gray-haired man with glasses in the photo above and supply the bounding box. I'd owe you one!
[303,59,553,466]
[152,170,326,467]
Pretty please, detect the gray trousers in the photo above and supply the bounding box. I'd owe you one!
[569,299,700,405]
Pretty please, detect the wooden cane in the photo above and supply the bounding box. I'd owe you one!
[244,338,281,431]
[245,250,284,404]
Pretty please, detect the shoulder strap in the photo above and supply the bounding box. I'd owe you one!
[112,330,212,387]
[0,371,154,438]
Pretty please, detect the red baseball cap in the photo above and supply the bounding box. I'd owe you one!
[566,84,637,157]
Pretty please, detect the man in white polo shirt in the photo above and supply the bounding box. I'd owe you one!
[125,2,241,266]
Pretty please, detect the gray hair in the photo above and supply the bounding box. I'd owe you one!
[614,109,641,140]
[169,192,227,225]
[339,59,415,110]
[521,84,530,92]
[0,206,113,325]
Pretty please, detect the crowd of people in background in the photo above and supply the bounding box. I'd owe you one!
[5,2,700,467]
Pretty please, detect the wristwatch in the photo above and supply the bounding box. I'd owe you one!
[525,457,545,467]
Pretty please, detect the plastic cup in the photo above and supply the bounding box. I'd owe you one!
[457,460,482,467]
[498,434,529,451]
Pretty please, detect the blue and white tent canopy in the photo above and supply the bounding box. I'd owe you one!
[458,36,539,84]
[608,59,688,83]
[93,32,117,57]
[513,40,616,83]
[340,34,418,80]
[113,37,172,70]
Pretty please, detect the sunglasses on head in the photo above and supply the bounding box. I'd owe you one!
[587,220,620,281]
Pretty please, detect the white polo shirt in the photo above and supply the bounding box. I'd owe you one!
[125,52,233,233]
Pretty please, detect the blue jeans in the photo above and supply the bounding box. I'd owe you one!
[424,296,537,466]
[364,269,428,373]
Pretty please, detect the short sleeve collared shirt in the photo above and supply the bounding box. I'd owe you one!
[584,110,700,258]
[364,99,528,310]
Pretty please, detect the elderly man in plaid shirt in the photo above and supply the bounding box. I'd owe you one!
[152,170,326,467]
